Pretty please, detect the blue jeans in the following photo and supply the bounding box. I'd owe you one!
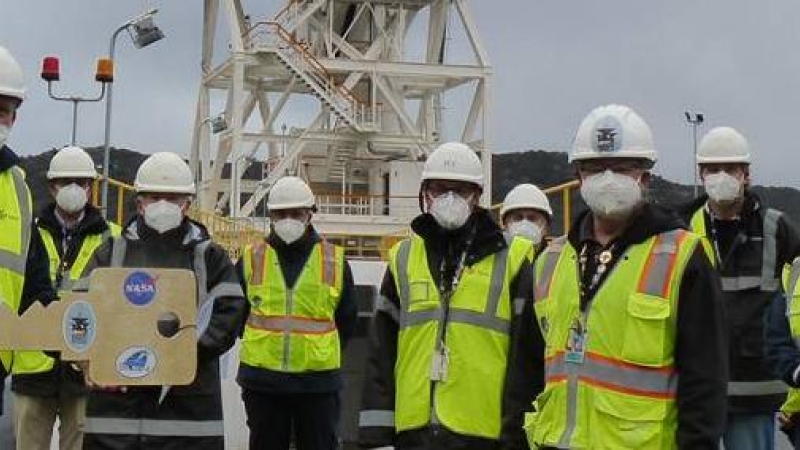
[722,413,775,450]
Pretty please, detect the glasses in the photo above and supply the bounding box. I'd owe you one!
[53,178,93,188]
[426,181,478,198]
[578,161,645,176]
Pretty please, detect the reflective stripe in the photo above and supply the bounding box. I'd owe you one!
[321,241,336,286]
[249,243,266,285]
[484,248,509,316]
[513,297,526,316]
[761,209,781,291]
[110,237,127,267]
[207,281,244,300]
[83,417,224,436]
[535,237,565,300]
[247,314,337,334]
[400,307,510,334]
[728,380,787,396]
[193,241,212,337]
[375,295,400,323]
[0,168,31,276]
[359,410,395,428]
[395,239,412,308]
[638,230,685,297]
[720,276,763,292]
[546,352,677,399]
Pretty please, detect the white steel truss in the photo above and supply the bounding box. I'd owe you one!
[190,0,492,235]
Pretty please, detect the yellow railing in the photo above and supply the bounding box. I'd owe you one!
[491,179,580,233]
[90,177,263,260]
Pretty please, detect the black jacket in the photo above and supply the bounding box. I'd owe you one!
[12,202,114,397]
[681,192,800,413]
[0,146,57,411]
[81,217,247,450]
[513,203,728,449]
[764,292,800,388]
[235,226,358,394]
[358,209,539,450]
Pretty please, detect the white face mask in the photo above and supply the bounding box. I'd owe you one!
[143,200,184,234]
[704,171,742,204]
[273,218,307,244]
[0,124,10,149]
[580,170,642,219]
[508,219,544,244]
[55,183,88,214]
[429,191,473,230]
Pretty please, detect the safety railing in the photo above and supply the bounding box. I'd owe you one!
[316,193,419,218]
[491,179,580,234]
[244,20,380,131]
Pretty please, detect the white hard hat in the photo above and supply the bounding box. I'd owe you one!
[47,146,97,180]
[500,183,553,219]
[697,127,751,165]
[267,176,315,210]
[570,104,657,166]
[134,152,195,194]
[421,142,484,187]
[0,46,25,102]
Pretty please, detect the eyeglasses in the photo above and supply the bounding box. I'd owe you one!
[578,161,645,176]
[53,178,93,188]
[426,181,479,198]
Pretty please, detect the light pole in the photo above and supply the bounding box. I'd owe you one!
[41,56,111,145]
[685,111,705,197]
[101,9,165,218]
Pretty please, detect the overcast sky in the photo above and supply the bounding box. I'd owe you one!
[2,0,799,188]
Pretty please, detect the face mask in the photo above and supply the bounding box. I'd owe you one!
[704,171,742,204]
[143,200,184,234]
[0,124,10,149]
[55,183,88,214]
[508,219,544,244]
[580,170,642,219]
[273,218,307,244]
[429,191,472,230]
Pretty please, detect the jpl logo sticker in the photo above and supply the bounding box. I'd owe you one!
[116,347,157,378]
[123,271,157,306]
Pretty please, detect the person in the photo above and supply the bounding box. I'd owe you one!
[80,152,247,449]
[680,126,800,449]
[358,142,540,449]
[0,44,58,447]
[521,104,727,448]
[764,258,800,448]
[11,145,121,450]
[236,175,358,450]
[500,183,552,252]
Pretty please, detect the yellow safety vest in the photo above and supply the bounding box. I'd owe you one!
[781,261,800,414]
[0,167,33,372]
[240,240,345,372]
[12,221,121,375]
[391,235,530,439]
[525,229,698,449]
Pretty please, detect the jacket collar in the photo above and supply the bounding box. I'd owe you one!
[411,208,507,266]
[0,146,20,172]
[37,203,110,237]
[568,202,687,251]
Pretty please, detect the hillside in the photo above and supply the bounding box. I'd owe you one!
[18,148,800,234]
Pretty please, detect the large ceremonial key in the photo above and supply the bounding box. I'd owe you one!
[0,267,197,386]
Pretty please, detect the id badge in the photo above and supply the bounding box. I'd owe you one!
[430,346,449,382]
[564,322,587,364]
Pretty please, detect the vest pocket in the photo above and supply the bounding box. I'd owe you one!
[525,386,562,446]
[621,293,671,366]
[590,390,668,448]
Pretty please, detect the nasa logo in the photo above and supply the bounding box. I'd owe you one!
[116,347,157,379]
[123,271,157,306]
[62,300,96,353]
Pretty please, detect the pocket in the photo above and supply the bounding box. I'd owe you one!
[621,293,671,366]
[408,280,437,310]
[525,387,563,447]
[590,390,672,448]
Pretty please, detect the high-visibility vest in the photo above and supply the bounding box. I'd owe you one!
[12,221,120,376]
[781,260,800,414]
[240,240,345,372]
[390,234,530,439]
[526,229,698,449]
[0,167,33,372]
[690,207,781,291]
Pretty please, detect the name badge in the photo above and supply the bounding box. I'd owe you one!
[430,345,449,382]
[565,320,587,364]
